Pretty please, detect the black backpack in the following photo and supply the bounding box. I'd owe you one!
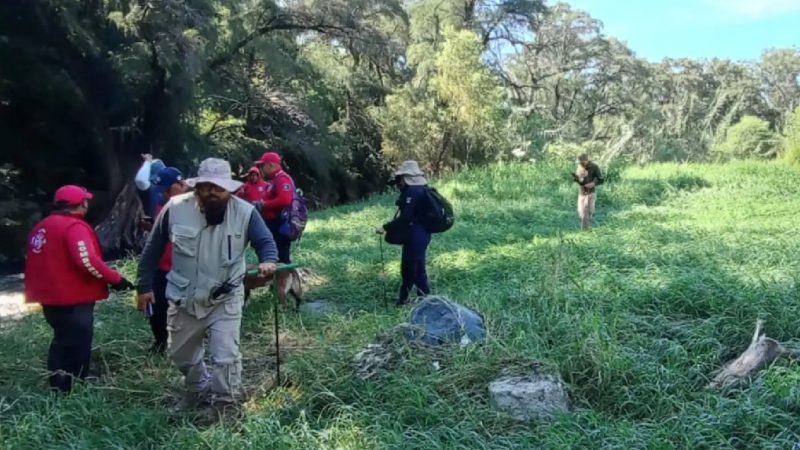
[421,187,454,233]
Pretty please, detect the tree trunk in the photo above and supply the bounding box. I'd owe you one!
[95,182,146,257]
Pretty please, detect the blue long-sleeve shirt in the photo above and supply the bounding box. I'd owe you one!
[398,186,426,224]
[136,207,277,293]
[383,185,428,226]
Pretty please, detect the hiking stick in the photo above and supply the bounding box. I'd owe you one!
[247,262,300,386]
[378,236,388,310]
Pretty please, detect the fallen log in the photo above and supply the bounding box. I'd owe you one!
[708,319,799,389]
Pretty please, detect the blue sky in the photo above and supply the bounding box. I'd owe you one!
[561,0,800,61]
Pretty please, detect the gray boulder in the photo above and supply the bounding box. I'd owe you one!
[488,372,571,422]
[403,296,485,346]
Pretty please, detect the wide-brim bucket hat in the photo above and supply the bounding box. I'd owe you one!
[393,160,427,186]
[186,158,242,192]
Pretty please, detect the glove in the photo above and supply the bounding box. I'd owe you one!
[111,278,135,292]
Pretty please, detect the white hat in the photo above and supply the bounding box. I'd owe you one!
[393,160,427,186]
[186,158,243,192]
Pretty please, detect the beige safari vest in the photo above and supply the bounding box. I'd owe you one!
[164,193,253,318]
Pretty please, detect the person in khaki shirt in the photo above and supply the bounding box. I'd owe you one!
[136,158,277,411]
[574,154,604,231]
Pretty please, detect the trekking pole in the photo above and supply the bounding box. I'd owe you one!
[247,262,301,386]
[378,236,388,310]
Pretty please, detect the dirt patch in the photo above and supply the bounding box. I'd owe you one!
[0,274,38,328]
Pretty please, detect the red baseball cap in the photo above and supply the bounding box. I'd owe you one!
[254,151,282,166]
[54,185,93,206]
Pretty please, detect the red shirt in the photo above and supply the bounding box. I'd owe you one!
[24,213,122,305]
[262,170,294,220]
[237,179,269,203]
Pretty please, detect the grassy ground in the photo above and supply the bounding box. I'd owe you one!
[2,160,800,449]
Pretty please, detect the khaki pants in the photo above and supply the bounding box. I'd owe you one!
[167,298,243,403]
[578,192,596,231]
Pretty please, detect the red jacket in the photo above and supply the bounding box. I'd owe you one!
[237,179,269,203]
[154,203,172,272]
[262,170,294,220]
[24,213,122,305]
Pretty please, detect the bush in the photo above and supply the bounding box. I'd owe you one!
[712,116,781,161]
[543,140,605,163]
[782,106,800,165]
[543,141,584,161]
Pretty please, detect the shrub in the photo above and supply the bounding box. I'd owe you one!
[712,115,781,161]
[782,106,800,165]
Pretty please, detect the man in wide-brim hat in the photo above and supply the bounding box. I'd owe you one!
[137,157,279,410]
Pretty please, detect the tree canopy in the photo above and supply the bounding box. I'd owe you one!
[1,0,798,267]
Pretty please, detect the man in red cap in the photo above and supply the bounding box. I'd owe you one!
[24,185,133,393]
[254,152,295,263]
[236,167,269,203]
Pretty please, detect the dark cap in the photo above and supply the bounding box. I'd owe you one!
[153,167,183,194]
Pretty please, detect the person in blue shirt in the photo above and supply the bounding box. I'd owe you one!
[377,161,432,306]
[134,153,167,225]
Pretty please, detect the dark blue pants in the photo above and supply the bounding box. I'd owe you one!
[148,270,169,346]
[42,303,95,393]
[398,228,431,303]
[266,218,292,263]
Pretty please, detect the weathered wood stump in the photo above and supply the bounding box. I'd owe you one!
[708,319,798,389]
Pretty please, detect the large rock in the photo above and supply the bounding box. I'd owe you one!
[403,296,485,346]
[353,297,486,380]
[488,372,571,422]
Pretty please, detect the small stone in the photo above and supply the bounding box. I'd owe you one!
[299,300,338,315]
[488,373,571,422]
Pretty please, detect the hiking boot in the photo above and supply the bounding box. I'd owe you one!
[175,390,209,412]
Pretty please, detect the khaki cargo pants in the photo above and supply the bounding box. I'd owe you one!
[167,298,242,403]
[578,191,596,231]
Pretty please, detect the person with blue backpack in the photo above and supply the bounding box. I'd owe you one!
[377,160,454,306]
[254,151,296,263]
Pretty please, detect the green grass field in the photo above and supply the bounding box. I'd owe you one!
[3,160,800,449]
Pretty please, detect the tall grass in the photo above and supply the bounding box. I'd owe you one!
[2,160,800,449]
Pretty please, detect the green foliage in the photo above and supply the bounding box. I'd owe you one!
[379,28,507,172]
[712,116,781,161]
[782,106,800,164]
[543,140,585,160]
[5,161,800,448]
